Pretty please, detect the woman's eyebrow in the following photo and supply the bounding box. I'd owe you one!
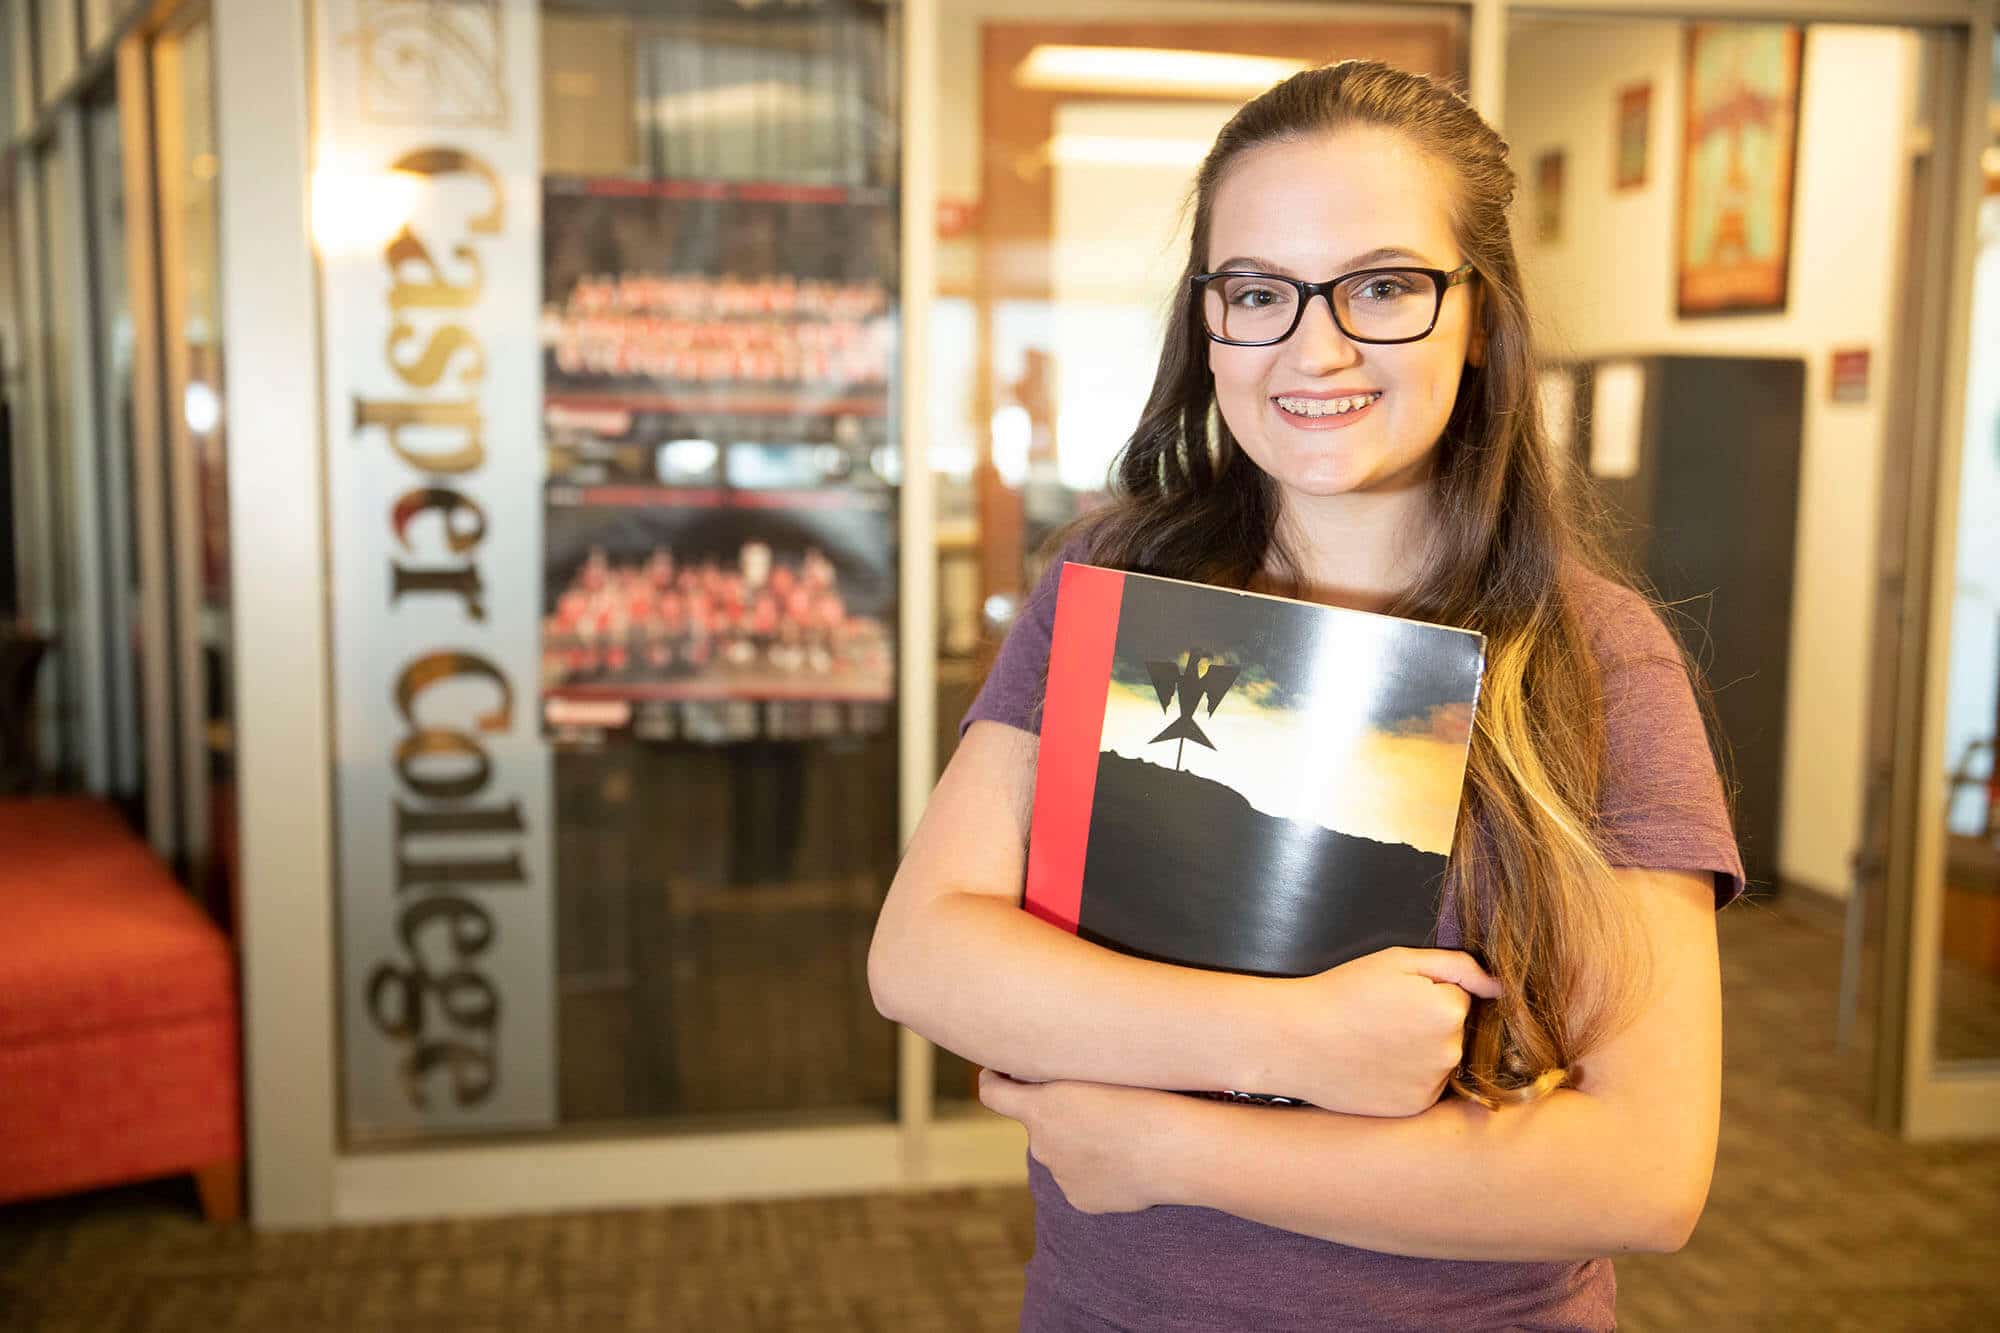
[1209,246,1437,274]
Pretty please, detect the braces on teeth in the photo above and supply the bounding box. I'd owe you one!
[1277,393,1380,417]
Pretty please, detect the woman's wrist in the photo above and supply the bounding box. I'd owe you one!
[1147,1092,1218,1209]
[1144,1090,1305,1211]
[1204,971,1313,1100]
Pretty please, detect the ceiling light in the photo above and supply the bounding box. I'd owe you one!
[1016,45,1309,99]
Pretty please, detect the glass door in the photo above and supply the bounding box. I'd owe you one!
[1898,29,2000,1138]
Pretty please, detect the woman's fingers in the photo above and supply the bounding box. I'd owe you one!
[978,1067,1022,1116]
[1402,948,1503,999]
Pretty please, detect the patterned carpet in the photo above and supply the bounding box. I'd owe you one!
[2,896,1996,1332]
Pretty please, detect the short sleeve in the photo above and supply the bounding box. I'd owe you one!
[1586,575,1749,909]
[957,540,1081,738]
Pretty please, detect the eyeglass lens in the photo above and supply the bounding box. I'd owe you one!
[1202,270,1439,344]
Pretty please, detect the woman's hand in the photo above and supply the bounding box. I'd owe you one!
[1272,947,1502,1117]
[977,1070,1191,1214]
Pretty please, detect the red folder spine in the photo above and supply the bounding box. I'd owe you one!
[1024,564,1124,932]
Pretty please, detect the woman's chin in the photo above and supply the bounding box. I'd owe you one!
[1262,443,1438,502]
[1273,462,1373,500]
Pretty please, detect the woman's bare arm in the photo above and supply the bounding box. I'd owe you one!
[1135,866,1722,1259]
[874,720,1505,1108]
[867,721,1298,1093]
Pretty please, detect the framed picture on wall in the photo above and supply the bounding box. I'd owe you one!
[1675,24,1804,316]
[1615,83,1651,190]
[1535,149,1565,244]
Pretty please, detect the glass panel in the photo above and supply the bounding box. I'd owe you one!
[541,0,902,1129]
[0,3,17,142]
[35,133,82,783]
[0,173,19,632]
[318,0,902,1141]
[1931,33,2000,1065]
[86,90,143,815]
[83,0,117,51]
[2,156,67,792]
[927,11,1464,1106]
[154,11,233,910]
[36,0,78,103]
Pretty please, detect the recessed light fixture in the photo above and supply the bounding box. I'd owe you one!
[1015,45,1309,99]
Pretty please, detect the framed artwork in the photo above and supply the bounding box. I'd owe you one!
[1535,149,1564,244]
[1615,83,1651,191]
[1676,24,1804,316]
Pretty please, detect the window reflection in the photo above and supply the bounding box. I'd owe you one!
[538,0,903,1128]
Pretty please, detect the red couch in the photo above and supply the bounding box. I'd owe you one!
[0,797,242,1218]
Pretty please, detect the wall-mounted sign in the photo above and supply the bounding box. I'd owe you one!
[1535,149,1565,245]
[1830,346,1871,405]
[1589,360,1647,481]
[316,0,555,1137]
[1615,83,1651,191]
[937,197,979,239]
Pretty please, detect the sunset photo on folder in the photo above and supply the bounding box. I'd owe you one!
[1026,563,1487,979]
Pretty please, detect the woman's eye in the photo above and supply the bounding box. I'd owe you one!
[1230,286,1281,307]
[1358,277,1415,302]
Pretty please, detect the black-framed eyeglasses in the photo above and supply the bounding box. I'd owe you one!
[1191,262,1477,347]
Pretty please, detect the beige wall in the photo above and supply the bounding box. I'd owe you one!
[1507,20,1922,896]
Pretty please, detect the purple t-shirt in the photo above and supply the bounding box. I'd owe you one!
[961,549,1747,1332]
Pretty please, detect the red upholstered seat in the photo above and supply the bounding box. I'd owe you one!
[0,797,241,1210]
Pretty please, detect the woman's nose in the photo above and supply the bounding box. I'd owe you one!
[1289,294,1362,372]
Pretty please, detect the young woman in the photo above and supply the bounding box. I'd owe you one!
[869,60,1743,1331]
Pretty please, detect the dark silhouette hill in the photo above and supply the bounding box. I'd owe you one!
[1078,751,1447,977]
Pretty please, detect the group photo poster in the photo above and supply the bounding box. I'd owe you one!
[538,178,899,744]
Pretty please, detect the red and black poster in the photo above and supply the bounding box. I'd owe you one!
[539,177,897,744]
[1027,564,1487,977]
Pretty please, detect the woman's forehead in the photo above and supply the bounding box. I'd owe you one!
[1206,129,1457,271]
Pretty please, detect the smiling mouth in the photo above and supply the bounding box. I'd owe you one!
[1273,392,1382,418]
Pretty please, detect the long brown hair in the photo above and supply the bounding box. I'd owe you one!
[1073,60,1685,1106]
